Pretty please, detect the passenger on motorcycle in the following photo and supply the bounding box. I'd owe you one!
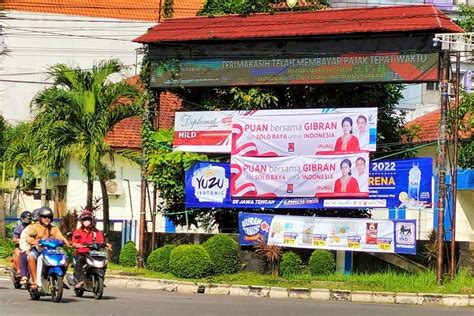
[26,207,70,290]
[12,211,32,284]
[72,210,107,289]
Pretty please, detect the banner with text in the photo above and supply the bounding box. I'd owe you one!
[232,108,377,156]
[231,153,370,198]
[185,158,432,209]
[238,213,416,254]
[151,52,439,88]
[174,108,376,153]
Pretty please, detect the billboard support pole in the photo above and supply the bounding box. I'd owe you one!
[449,52,460,280]
[436,49,450,285]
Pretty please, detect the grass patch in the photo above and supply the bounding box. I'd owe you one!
[105,263,473,295]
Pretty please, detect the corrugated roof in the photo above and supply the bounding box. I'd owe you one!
[3,0,205,22]
[134,4,463,43]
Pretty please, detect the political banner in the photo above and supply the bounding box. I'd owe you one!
[232,108,377,156]
[173,108,376,153]
[185,158,432,209]
[238,212,416,254]
[231,153,370,198]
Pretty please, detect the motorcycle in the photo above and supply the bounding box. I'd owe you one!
[67,242,108,300]
[9,266,26,289]
[28,238,68,303]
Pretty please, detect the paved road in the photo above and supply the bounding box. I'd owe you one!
[0,278,472,316]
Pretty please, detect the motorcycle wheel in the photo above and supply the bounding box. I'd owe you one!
[50,275,64,303]
[13,279,22,289]
[74,288,84,297]
[92,275,104,300]
[29,288,41,300]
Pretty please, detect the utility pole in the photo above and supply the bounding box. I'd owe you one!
[436,49,450,285]
[449,52,461,280]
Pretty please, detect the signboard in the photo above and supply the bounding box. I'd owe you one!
[151,52,439,88]
[174,108,377,153]
[232,108,377,156]
[238,212,417,254]
[185,158,432,209]
[231,153,370,198]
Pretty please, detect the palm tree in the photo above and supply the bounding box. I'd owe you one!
[31,59,143,235]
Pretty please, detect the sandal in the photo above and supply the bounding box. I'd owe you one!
[20,277,28,285]
[30,283,38,290]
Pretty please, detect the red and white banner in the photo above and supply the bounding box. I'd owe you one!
[231,108,377,156]
[173,108,377,153]
[231,153,369,198]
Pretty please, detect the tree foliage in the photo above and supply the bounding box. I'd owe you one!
[456,4,474,32]
[31,59,142,233]
[448,91,474,169]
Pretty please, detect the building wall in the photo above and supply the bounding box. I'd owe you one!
[0,11,153,123]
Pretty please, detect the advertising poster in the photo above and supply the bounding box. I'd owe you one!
[238,212,417,254]
[174,108,376,153]
[232,108,377,156]
[185,158,432,209]
[230,153,370,198]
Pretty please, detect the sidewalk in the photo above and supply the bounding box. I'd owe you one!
[1,264,472,307]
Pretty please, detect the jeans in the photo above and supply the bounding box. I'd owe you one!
[19,252,28,277]
[74,254,87,283]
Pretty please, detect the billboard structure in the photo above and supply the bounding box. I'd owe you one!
[185,158,432,209]
[238,212,416,254]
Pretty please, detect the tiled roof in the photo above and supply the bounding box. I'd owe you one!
[405,108,441,142]
[3,0,205,21]
[105,76,182,149]
[134,5,463,43]
[405,107,473,143]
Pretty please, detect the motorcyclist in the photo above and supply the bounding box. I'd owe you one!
[71,210,107,289]
[26,207,70,290]
[12,211,32,284]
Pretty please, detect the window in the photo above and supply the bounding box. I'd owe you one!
[426,82,439,91]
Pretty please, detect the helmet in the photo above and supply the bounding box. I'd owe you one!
[20,211,32,225]
[78,210,93,221]
[38,207,54,220]
[32,209,40,222]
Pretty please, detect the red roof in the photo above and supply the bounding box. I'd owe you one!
[105,77,182,149]
[134,5,463,43]
[405,108,441,142]
[405,107,473,143]
[4,0,205,22]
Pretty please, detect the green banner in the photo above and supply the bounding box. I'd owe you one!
[150,52,439,88]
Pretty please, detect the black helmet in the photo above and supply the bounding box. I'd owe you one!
[38,207,54,220]
[20,211,32,225]
[32,209,40,222]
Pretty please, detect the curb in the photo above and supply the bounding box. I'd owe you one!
[103,275,473,307]
[1,265,472,307]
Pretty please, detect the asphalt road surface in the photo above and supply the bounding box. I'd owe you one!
[0,278,472,316]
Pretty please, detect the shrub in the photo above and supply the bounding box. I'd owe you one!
[119,241,138,267]
[254,239,282,276]
[169,244,213,278]
[0,237,15,259]
[147,244,175,272]
[203,234,239,275]
[309,250,336,276]
[279,251,303,277]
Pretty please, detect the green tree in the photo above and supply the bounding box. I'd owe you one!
[31,59,142,234]
[456,4,474,32]
[448,91,474,169]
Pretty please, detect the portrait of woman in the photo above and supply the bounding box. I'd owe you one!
[334,117,360,152]
[334,159,360,194]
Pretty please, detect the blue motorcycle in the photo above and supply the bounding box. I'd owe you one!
[28,239,68,302]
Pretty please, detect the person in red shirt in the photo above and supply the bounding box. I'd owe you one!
[334,159,360,194]
[72,210,105,288]
[334,117,360,152]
